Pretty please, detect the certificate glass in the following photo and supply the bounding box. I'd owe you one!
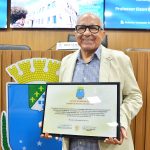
[42,82,120,139]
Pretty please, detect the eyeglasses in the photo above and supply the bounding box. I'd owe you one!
[75,25,103,34]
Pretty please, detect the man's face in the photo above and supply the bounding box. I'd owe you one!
[75,14,105,53]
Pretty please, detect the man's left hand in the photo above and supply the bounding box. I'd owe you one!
[104,127,127,145]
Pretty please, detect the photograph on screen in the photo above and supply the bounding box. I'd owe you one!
[105,0,150,30]
[0,0,7,28]
[10,0,104,28]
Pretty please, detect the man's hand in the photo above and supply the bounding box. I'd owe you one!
[104,127,127,145]
[39,121,53,139]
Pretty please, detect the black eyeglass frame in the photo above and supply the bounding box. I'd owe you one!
[75,25,103,34]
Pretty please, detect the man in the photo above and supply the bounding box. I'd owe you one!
[58,13,142,150]
[41,12,142,150]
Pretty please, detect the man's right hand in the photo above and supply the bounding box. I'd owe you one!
[39,121,53,139]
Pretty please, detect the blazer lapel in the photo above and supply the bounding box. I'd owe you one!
[64,51,79,82]
[99,47,113,82]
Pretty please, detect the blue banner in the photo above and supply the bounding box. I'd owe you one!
[0,0,7,28]
[105,0,150,29]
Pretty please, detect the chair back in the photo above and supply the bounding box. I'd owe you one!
[0,44,31,50]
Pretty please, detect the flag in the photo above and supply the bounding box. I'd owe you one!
[7,83,62,150]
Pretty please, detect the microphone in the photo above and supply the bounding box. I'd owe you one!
[47,41,61,50]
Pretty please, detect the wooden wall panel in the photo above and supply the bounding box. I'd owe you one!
[0,30,150,51]
[11,50,22,64]
[0,51,2,114]
[21,51,32,60]
[126,51,138,145]
[107,31,150,50]
[50,50,74,60]
[0,30,74,51]
[41,51,52,58]
[1,51,12,111]
[145,53,150,150]
[134,52,147,150]
[11,51,22,82]
[31,51,42,58]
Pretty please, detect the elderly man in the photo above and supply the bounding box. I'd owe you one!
[42,12,142,150]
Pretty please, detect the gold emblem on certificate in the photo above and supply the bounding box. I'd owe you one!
[42,82,120,140]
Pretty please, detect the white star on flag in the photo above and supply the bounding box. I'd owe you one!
[37,141,42,146]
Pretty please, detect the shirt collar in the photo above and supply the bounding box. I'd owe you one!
[77,47,101,61]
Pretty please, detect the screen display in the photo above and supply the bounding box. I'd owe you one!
[0,0,7,28]
[10,0,104,28]
[104,0,150,30]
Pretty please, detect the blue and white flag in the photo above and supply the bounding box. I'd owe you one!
[7,83,62,150]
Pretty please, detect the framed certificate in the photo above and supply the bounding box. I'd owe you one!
[42,82,120,140]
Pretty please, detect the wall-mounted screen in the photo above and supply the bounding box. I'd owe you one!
[0,0,7,28]
[10,0,104,29]
[104,0,150,30]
